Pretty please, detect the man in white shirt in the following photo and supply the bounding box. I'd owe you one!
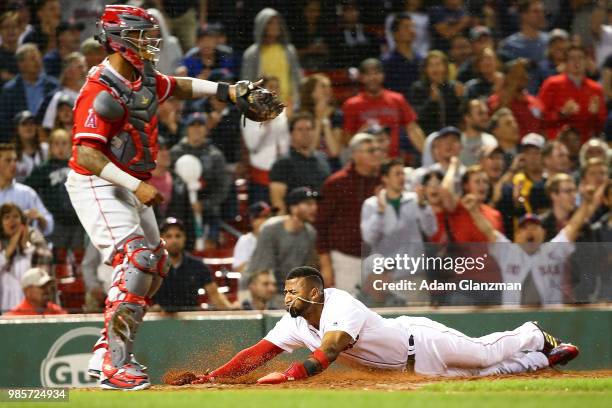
[170,266,578,385]
[465,184,601,305]
[232,201,272,272]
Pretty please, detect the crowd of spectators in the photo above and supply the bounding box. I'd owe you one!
[0,0,611,315]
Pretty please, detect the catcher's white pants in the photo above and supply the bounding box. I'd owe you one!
[66,171,160,263]
[397,317,548,377]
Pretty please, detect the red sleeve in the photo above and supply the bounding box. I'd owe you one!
[209,339,283,379]
[537,78,564,129]
[342,99,360,136]
[73,81,119,145]
[596,87,607,131]
[398,95,417,125]
[155,71,177,103]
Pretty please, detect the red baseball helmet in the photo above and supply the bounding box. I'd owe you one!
[95,5,161,72]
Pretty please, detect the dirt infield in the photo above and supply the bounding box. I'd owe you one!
[159,368,612,391]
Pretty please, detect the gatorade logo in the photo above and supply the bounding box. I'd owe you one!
[40,327,100,388]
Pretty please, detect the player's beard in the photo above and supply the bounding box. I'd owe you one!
[287,298,305,318]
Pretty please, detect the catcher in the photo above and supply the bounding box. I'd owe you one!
[66,5,282,391]
[172,266,579,386]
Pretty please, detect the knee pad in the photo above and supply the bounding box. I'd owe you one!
[124,237,170,277]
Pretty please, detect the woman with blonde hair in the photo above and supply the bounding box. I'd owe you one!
[299,73,346,170]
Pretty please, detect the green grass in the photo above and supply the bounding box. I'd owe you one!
[8,377,612,408]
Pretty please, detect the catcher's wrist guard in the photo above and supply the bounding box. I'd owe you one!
[215,82,230,103]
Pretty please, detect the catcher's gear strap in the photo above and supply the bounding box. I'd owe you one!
[215,82,230,102]
[209,339,283,379]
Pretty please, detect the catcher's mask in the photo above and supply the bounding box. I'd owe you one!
[95,5,162,72]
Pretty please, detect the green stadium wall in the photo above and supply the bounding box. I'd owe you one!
[0,307,609,387]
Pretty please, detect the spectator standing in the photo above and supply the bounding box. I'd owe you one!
[246,187,319,290]
[0,203,51,312]
[178,28,234,80]
[21,0,60,54]
[292,0,330,70]
[382,13,422,103]
[232,201,272,273]
[464,47,503,100]
[459,99,498,166]
[170,113,229,244]
[269,112,330,214]
[41,52,87,132]
[533,28,569,92]
[457,25,495,83]
[80,37,106,70]
[0,143,53,236]
[153,217,236,312]
[242,77,290,204]
[146,8,183,76]
[0,11,20,88]
[538,45,606,142]
[0,43,58,141]
[241,8,302,108]
[5,267,66,315]
[361,158,437,302]
[343,58,424,160]
[13,110,48,182]
[489,108,521,170]
[488,58,542,136]
[409,51,463,136]
[498,0,549,65]
[42,22,83,79]
[24,129,84,279]
[428,0,471,54]
[315,133,382,294]
[299,74,345,171]
[161,0,202,51]
[330,0,379,69]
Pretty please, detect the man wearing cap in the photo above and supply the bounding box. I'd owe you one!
[43,22,84,78]
[247,187,318,290]
[316,133,381,294]
[0,43,58,141]
[533,29,570,91]
[6,267,67,316]
[342,58,425,159]
[233,201,272,273]
[170,112,229,244]
[459,99,498,166]
[177,27,235,80]
[269,112,330,214]
[411,126,464,192]
[152,217,236,312]
[457,26,494,83]
[466,183,601,305]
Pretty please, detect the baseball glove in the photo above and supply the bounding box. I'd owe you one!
[234,80,285,122]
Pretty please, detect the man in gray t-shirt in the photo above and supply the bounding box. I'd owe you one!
[246,187,319,290]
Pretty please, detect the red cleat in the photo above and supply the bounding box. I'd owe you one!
[547,343,580,367]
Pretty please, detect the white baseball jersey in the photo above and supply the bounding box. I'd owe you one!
[265,288,415,370]
[264,288,549,377]
[490,231,574,305]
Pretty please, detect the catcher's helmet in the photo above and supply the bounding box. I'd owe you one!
[95,5,161,72]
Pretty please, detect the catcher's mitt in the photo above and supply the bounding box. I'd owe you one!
[234,80,284,122]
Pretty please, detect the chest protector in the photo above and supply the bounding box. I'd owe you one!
[92,61,159,173]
